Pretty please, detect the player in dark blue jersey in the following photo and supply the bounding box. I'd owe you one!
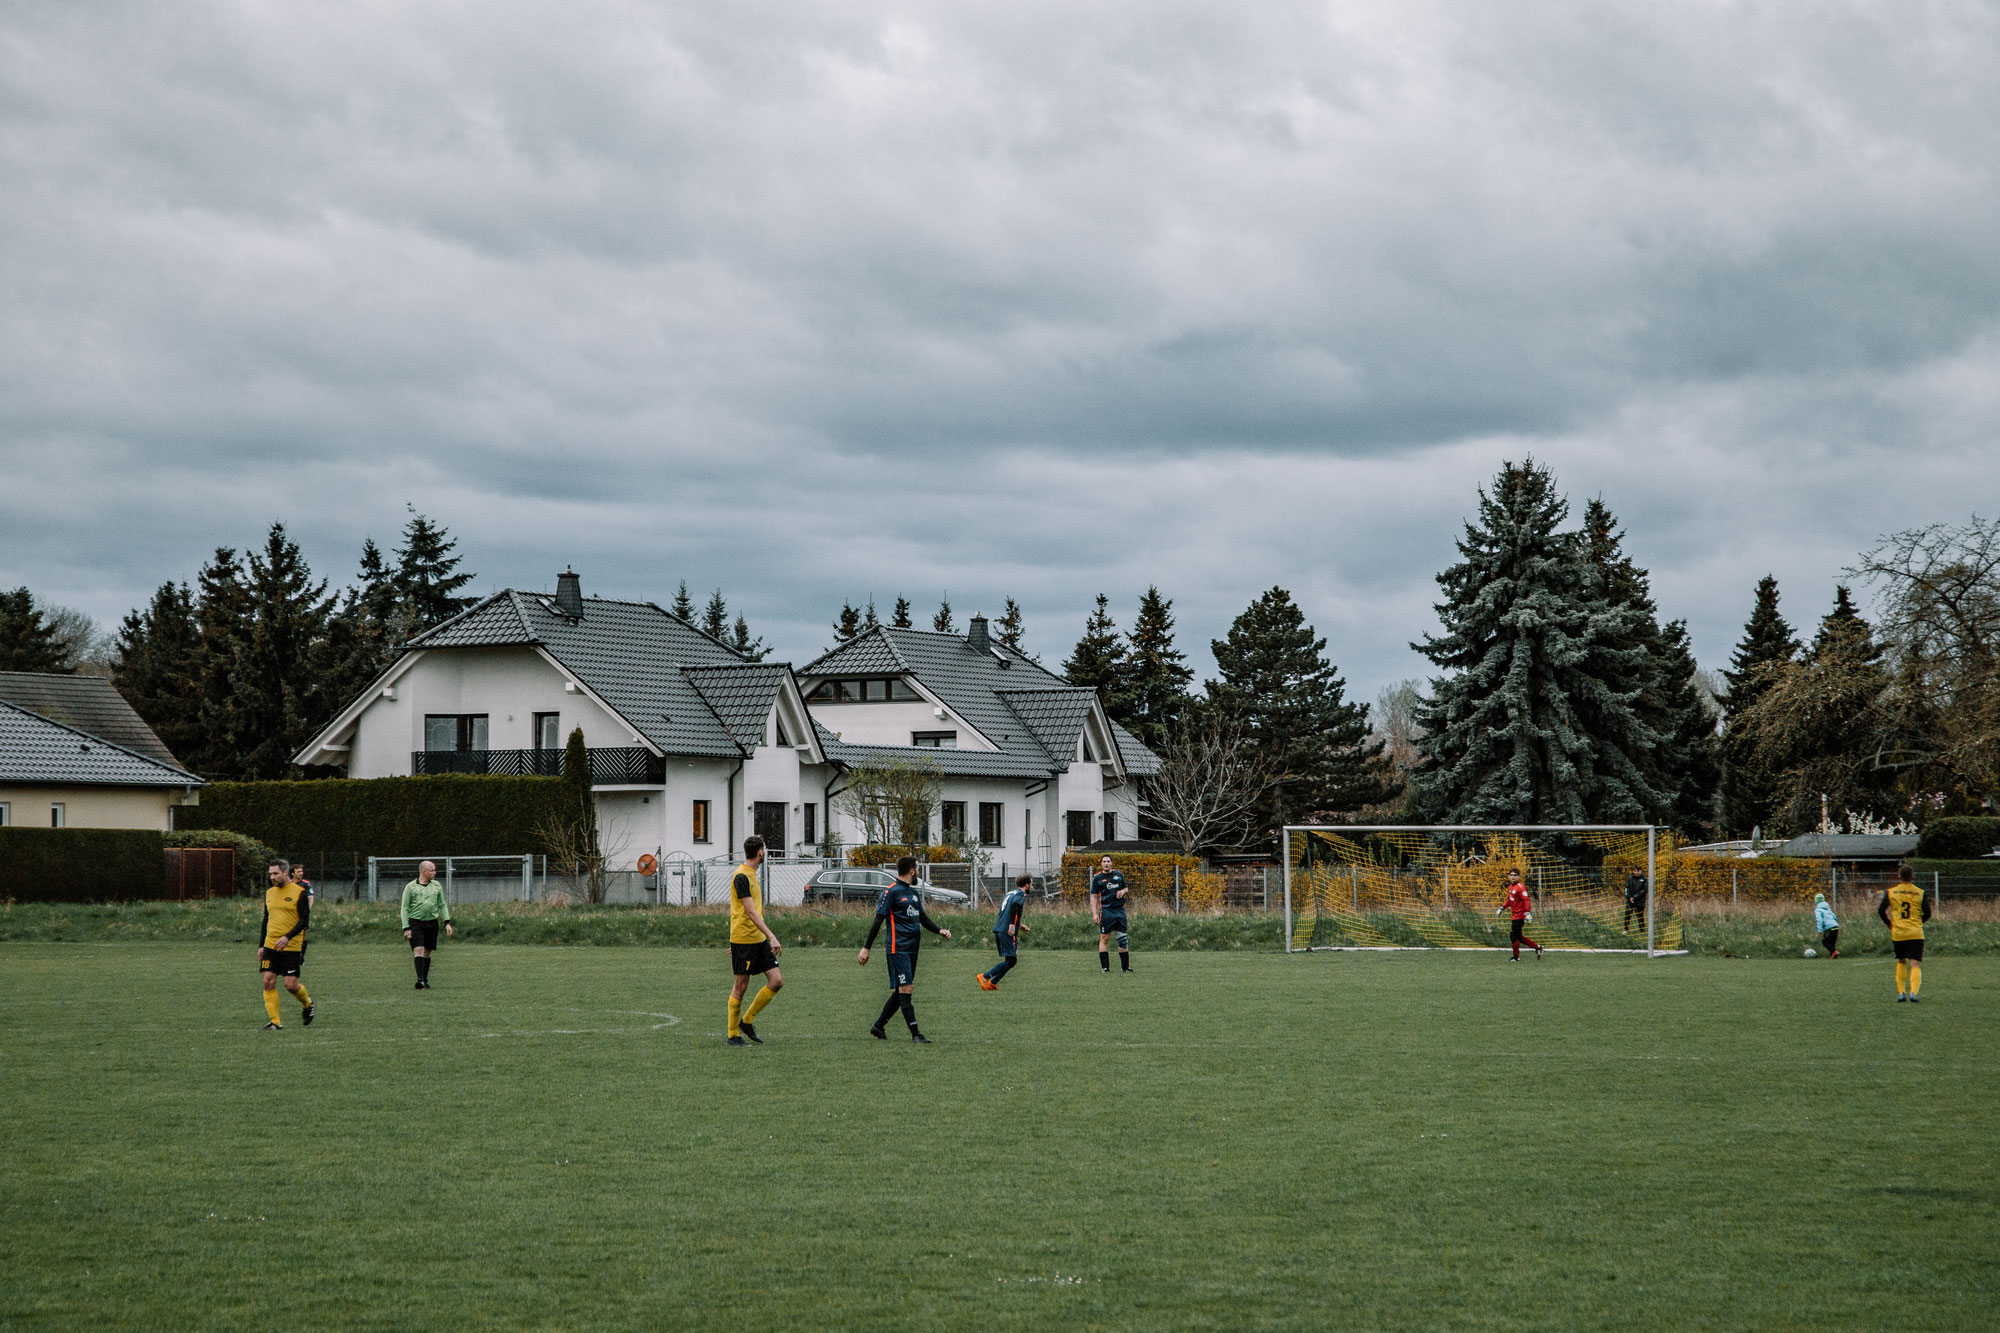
[1090,855,1132,972]
[978,873,1032,990]
[858,855,951,1041]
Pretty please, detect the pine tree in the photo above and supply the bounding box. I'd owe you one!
[1063,594,1131,720]
[1656,618,1722,837]
[1208,587,1387,834]
[996,598,1028,654]
[1412,461,1663,824]
[230,524,334,779]
[309,539,407,744]
[863,597,881,631]
[702,590,729,641]
[1125,586,1192,749]
[671,581,696,622]
[730,615,769,661]
[192,548,249,777]
[934,596,956,634]
[394,509,476,630]
[0,587,74,673]
[891,597,913,629]
[112,582,202,760]
[1718,575,1801,836]
[832,601,863,644]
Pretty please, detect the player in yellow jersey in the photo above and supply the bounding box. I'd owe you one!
[726,835,783,1045]
[258,860,314,1029]
[1877,862,1931,1003]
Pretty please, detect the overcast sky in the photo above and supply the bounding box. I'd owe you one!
[4,1,1998,703]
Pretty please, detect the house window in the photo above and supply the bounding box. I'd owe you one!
[692,800,712,844]
[807,677,925,703]
[979,802,1003,846]
[912,731,956,748]
[803,803,817,846]
[1102,811,1117,842]
[533,712,561,750]
[50,802,66,828]
[941,802,967,841]
[425,714,489,751]
[1065,810,1093,849]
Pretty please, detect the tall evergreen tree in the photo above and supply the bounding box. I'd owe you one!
[671,581,696,621]
[730,615,769,661]
[1656,618,1722,836]
[0,587,74,672]
[310,538,408,741]
[1717,575,1801,835]
[702,590,730,641]
[112,582,202,760]
[230,524,334,779]
[863,597,881,631]
[1063,594,1131,721]
[1125,586,1192,749]
[891,597,913,629]
[394,509,475,630]
[933,596,956,634]
[191,547,249,777]
[832,601,863,644]
[995,598,1028,654]
[1208,587,1387,835]
[1412,461,1663,824]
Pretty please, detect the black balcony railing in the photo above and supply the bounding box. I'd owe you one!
[410,747,665,785]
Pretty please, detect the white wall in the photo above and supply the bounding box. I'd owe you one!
[808,700,993,749]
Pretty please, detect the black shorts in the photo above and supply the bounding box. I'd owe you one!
[1510,919,1529,941]
[1099,913,1128,936]
[992,930,1017,959]
[1893,938,1925,961]
[259,948,305,977]
[731,940,779,975]
[885,952,917,988]
[407,918,441,950]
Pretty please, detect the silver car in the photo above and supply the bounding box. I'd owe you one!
[801,866,970,907]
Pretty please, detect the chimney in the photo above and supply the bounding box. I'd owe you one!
[966,613,990,654]
[554,567,583,618]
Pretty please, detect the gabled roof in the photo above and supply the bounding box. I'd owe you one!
[808,632,909,674]
[683,664,793,752]
[997,688,1096,763]
[0,672,185,768]
[1778,833,1922,860]
[0,700,205,787]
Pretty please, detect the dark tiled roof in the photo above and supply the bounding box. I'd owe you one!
[1779,833,1921,859]
[815,735,1056,779]
[1110,723,1161,777]
[0,701,205,787]
[0,672,186,768]
[806,633,909,674]
[683,665,792,751]
[997,689,1096,764]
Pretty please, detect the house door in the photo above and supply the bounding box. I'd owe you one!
[754,802,787,855]
[1066,810,1094,849]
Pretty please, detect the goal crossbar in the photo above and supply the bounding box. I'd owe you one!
[1281,824,1681,958]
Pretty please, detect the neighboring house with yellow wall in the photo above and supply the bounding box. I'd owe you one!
[0,679,204,830]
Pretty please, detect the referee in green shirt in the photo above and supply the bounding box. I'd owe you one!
[401,860,453,990]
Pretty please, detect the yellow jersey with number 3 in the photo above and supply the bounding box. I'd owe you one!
[1884,883,1926,941]
[728,864,766,944]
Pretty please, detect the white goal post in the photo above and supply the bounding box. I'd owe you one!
[1281,824,1681,958]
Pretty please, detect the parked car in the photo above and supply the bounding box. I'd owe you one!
[801,866,970,907]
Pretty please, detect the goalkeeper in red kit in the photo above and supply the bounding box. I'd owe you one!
[1494,869,1542,961]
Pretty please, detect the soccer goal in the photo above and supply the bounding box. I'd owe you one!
[1282,825,1685,957]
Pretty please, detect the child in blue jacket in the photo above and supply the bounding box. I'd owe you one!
[1813,893,1839,958]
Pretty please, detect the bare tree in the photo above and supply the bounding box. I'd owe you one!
[44,604,113,676]
[834,757,944,848]
[1145,712,1274,855]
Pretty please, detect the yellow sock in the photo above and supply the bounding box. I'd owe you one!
[1908,963,1922,996]
[263,989,282,1025]
[727,995,742,1038]
[292,984,311,1007]
[744,985,776,1023]
[1895,960,1909,994]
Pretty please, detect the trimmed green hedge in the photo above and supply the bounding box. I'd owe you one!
[0,828,165,902]
[185,776,573,858]
[1916,817,2000,861]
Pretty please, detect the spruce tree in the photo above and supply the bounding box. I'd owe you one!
[995,598,1028,654]
[863,597,881,631]
[1412,461,1662,824]
[730,615,769,661]
[1063,594,1131,721]
[1125,586,1192,749]
[393,510,476,630]
[0,588,73,673]
[1717,575,1801,835]
[112,582,202,760]
[1656,618,1722,836]
[702,590,729,641]
[671,581,696,621]
[231,524,333,779]
[832,601,862,644]
[192,548,249,777]
[891,597,913,629]
[933,596,956,634]
[1208,587,1387,835]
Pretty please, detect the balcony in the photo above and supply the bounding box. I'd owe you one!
[410,747,665,786]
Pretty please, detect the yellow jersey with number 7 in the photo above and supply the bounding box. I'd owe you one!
[1884,884,1925,941]
[728,864,766,944]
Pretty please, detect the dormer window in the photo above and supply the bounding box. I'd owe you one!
[807,677,922,704]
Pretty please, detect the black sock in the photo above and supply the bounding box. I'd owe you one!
[1099,950,1110,971]
[416,955,431,982]
[898,993,919,1033]
[874,993,902,1031]
[1119,950,1130,971]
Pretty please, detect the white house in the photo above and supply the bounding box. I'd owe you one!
[800,617,1160,869]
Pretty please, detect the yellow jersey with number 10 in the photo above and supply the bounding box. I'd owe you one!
[728,864,765,944]
[1885,883,1925,941]
[263,883,307,949]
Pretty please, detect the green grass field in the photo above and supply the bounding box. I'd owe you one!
[3,939,1995,1330]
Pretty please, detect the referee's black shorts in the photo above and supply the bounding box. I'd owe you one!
[407,918,441,950]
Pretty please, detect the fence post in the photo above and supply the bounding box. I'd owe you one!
[1281,829,1292,952]
[1444,865,1450,910]
[1732,866,1737,906]
[1830,865,1836,919]
[367,857,378,901]
[1645,826,1657,957]
[444,857,454,906]
[522,854,532,902]
[1174,863,1181,915]
[1934,870,1942,921]
[1351,865,1358,911]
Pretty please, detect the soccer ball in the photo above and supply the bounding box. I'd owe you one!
[1803,948,1817,958]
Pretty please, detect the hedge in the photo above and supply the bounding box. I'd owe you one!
[0,828,165,902]
[1916,817,2000,861]
[845,843,963,868]
[164,829,282,897]
[1057,851,1204,903]
[185,775,574,859]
